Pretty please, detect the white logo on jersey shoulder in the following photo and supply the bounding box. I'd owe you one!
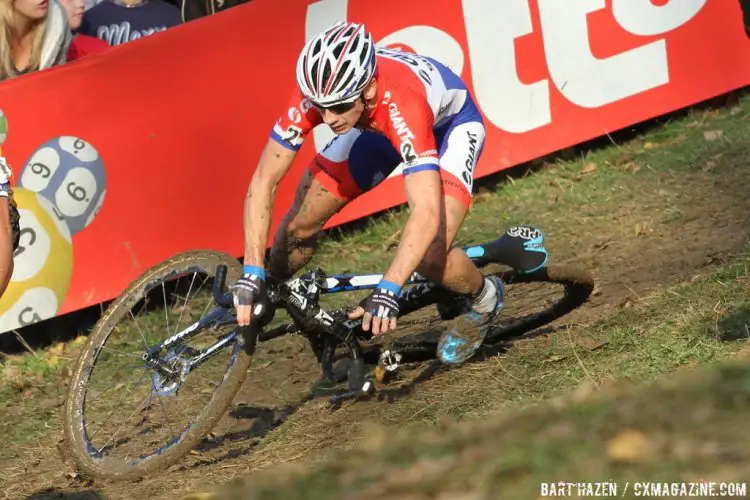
[288,107,302,124]
[300,98,312,114]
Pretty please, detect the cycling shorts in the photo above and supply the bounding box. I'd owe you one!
[309,98,485,209]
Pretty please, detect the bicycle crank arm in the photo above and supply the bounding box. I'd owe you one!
[329,379,376,408]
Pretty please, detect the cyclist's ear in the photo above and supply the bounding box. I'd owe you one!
[363,79,378,101]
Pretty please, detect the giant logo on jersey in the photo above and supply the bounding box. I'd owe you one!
[462,131,479,185]
[388,102,417,164]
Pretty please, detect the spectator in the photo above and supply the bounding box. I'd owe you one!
[59,0,108,60]
[0,0,71,81]
[79,0,181,47]
[0,154,18,298]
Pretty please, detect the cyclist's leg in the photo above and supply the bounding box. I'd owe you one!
[415,122,486,296]
[420,117,504,364]
[267,130,402,280]
[267,169,345,280]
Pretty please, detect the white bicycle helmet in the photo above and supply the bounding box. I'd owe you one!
[296,21,376,107]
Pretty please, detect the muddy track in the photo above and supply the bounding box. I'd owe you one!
[6,146,750,500]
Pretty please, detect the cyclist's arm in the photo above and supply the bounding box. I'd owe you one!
[242,139,297,268]
[381,168,442,287]
[243,90,321,269]
[0,198,13,297]
[381,97,443,288]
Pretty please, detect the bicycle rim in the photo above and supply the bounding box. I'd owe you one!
[64,250,251,481]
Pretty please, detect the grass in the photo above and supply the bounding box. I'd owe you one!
[174,95,750,498]
[308,98,750,278]
[223,246,750,473]
[188,356,750,500]
[2,92,750,499]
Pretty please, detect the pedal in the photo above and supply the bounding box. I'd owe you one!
[329,379,376,408]
[375,349,403,383]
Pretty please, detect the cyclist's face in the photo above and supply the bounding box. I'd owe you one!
[316,99,365,135]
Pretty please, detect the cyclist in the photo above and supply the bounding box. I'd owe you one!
[232,21,504,365]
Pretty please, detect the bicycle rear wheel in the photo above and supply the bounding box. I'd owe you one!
[64,251,251,481]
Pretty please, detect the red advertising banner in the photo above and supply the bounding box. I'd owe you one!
[0,0,748,333]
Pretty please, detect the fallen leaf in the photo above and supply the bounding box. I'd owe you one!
[620,298,635,309]
[643,141,656,149]
[703,129,724,141]
[591,286,603,297]
[607,429,655,462]
[622,162,641,173]
[73,335,87,345]
[576,335,608,351]
[189,450,200,456]
[634,224,652,236]
[543,354,567,363]
[730,106,742,115]
[580,162,598,175]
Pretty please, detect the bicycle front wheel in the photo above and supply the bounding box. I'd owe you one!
[64,251,251,481]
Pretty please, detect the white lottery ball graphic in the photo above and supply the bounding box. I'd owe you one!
[0,189,73,331]
[19,136,107,235]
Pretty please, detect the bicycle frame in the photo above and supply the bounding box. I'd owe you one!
[142,229,549,397]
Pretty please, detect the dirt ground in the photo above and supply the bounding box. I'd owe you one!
[4,104,750,500]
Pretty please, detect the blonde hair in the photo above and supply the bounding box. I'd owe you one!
[0,0,47,79]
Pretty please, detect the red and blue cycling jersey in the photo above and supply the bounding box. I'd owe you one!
[270,47,484,179]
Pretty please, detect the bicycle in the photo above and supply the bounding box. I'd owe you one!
[63,225,594,481]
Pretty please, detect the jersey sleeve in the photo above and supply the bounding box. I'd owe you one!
[270,87,323,152]
[385,92,439,175]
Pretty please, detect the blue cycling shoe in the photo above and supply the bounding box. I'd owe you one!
[437,276,504,365]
